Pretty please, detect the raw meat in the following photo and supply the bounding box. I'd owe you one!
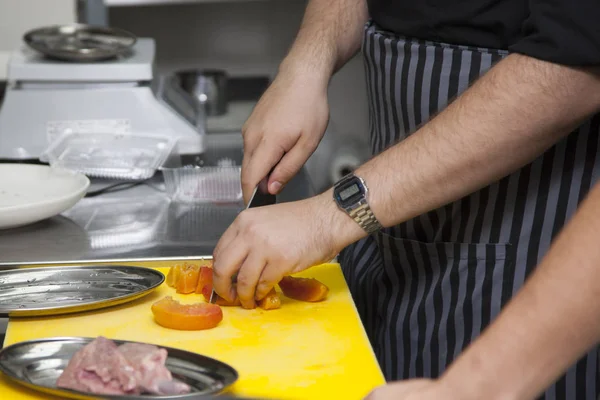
[118,343,190,395]
[56,337,190,395]
[56,336,137,395]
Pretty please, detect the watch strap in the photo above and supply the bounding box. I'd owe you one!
[349,200,382,234]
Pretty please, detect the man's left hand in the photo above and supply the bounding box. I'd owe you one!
[212,192,364,309]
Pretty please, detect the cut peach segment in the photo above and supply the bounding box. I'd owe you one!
[201,284,211,301]
[151,296,223,330]
[166,264,182,287]
[176,265,200,294]
[195,266,213,294]
[278,276,329,302]
[167,262,198,288]
[258,288,281,310]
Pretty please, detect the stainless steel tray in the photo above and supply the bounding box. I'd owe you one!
[24,24,137,62]
[0,265,164,317]
[0,337,238,399]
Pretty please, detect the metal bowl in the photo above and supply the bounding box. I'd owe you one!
[23,24,137,62]
[0,337,239,399]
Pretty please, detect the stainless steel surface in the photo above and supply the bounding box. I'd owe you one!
[0,164,313,267]
[160,69,228,133]
[0,265,164,317]
[156,74,207,131]
[0,337,238,399]
[24,24,137,62]
[176,69,228,117]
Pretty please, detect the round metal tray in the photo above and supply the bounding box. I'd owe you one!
[0,337,239,399]
[0,265,164,317]
[24,24,137,62]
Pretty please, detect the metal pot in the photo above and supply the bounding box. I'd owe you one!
[175,69,228,117]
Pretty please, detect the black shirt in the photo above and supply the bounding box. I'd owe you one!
[367,0,600,66]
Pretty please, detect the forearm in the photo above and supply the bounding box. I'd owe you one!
[354,54,600,230]
[279,0,368,85]
[439,181,600,400]
[318,54,600,249]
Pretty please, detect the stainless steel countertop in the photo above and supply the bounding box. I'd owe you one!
[0,170,314,267]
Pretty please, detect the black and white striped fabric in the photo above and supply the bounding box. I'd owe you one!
[340,21,600,400]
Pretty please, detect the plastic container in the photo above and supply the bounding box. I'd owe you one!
[161,157,242,203]
[40,132,177,181]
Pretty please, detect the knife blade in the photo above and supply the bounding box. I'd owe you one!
[244,184,277,209]
[209,179,276,304]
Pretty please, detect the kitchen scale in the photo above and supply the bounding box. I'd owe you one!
[0,25,205,160]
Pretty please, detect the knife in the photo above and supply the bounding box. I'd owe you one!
[209,178,276,304]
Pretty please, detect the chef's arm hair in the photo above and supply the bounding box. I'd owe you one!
[358,53,600,228]
[320,53,600,396]
[434,180,600,400]
[322,54,600,254]
[277,0,368,86]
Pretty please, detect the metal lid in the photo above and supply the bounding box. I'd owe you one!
[23,24,137,62]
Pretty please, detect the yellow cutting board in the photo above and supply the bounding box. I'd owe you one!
[0,262,384,400]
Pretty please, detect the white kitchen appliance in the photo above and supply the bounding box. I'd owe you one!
[0,37,205,160]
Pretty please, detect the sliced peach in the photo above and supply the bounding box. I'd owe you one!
[195,266,213,294]
[176,265,199,294]
[151,296,223,331]
[166,264,183,287]
[279,276,329,302]
[201,283,212,301]
[258,288,281,310]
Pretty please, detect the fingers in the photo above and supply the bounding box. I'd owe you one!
[364,380,435,400]
[241,122,261,203]
[254,263,286,301]
[241,140,285,204]
[212,239,248,303]
[241,123,260,155]
[213,223,238,261]
[235,252,267,309]
[241,146,255,204]
[268,137,317,194]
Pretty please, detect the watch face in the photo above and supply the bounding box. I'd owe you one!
[335,176,366,208]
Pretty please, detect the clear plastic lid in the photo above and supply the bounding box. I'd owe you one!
[161,165,242,203]
[40,132,177,181]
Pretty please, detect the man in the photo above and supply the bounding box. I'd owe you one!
[212,0,600,398]
[365,179,600,399]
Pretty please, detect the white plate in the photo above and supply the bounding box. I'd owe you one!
[0,164,90,229]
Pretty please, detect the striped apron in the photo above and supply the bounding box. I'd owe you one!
[340,21,600,400]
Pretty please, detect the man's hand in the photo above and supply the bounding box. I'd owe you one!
[365,379,455,400]
[241,72,329,203]
[238,0,367,204]
[212,191,365,309]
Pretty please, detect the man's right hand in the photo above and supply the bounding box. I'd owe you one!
[240,71,330,203]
